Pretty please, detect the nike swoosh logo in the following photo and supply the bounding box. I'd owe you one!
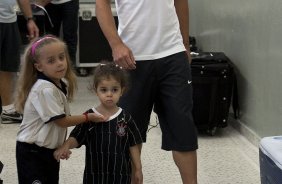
[188,80,192,84]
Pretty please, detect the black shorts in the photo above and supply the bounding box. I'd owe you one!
[119,52,198,151]
[0,22,21,72]
[16,141,60,184]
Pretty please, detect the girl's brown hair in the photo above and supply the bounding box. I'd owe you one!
[91,62,129,93]
[15,35,77,113]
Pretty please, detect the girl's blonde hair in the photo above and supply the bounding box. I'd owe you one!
[15,35,77,113]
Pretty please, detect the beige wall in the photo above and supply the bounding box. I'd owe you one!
[189,0,282,140]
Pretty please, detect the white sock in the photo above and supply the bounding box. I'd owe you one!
[2,104,16,114]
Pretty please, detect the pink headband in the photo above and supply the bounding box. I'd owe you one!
[31,36,55,57]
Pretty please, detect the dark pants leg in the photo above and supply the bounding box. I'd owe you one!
[16,142,59,184]
[61,0,79,65]
[45,0,78,66]
[44,3,62,36]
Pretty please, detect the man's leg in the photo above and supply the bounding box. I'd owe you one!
[173,150,197,184]
[0,22,22,123]
[0,71,14,106]
[61,0,79,67]
[0,72,22,123]
[44,3,62,36]
[118,61,156,184]
[154,52,198,183]
[62,0,89,76]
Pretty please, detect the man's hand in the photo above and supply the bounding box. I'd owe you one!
[112,42,136,70]
[17,0,40,40]
[186,48,192,64]
[26,19,39,41]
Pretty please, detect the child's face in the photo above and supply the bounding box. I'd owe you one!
[95,77,123,109]
[34,42,67,85]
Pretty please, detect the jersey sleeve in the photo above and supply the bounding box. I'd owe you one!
[69,124,89,147]
[126,112,143,147]
[69,109,94,147]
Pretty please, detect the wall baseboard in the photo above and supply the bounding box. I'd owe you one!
[229,116,261,147]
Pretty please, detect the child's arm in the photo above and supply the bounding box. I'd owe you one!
[53,137,78,162]
[54,113,109,128]
[130,145,143,184]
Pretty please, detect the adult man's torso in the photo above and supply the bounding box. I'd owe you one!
[116,0,186,60]
[0,0,17,23]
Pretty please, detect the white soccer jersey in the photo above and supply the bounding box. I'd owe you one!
[17,77,69,149]
[116,0,186,60]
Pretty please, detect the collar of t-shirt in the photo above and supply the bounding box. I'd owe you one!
[37,72,67,96]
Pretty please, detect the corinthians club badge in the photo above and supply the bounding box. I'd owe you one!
[116,122,127,136]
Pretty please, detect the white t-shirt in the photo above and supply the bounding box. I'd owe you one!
[0,0,17,23]
[116,0,186,60]
[17,79,70,149]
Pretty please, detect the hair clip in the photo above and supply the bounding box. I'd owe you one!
[115,64,123,69]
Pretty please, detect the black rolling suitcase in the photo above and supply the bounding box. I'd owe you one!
[77,2,118,67]
[189,36,198,52]
[191,52,238,135]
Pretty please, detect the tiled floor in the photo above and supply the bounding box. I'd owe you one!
[0,75,260,184]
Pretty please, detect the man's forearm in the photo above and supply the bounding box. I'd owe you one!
[95,0,123,48]
[17,0,33,19]
[17,0,39,39]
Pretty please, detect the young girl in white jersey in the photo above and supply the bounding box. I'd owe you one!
[54,62,143,184]
[15,35,108,184]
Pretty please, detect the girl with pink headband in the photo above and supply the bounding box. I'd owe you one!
[14,35,108,184]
